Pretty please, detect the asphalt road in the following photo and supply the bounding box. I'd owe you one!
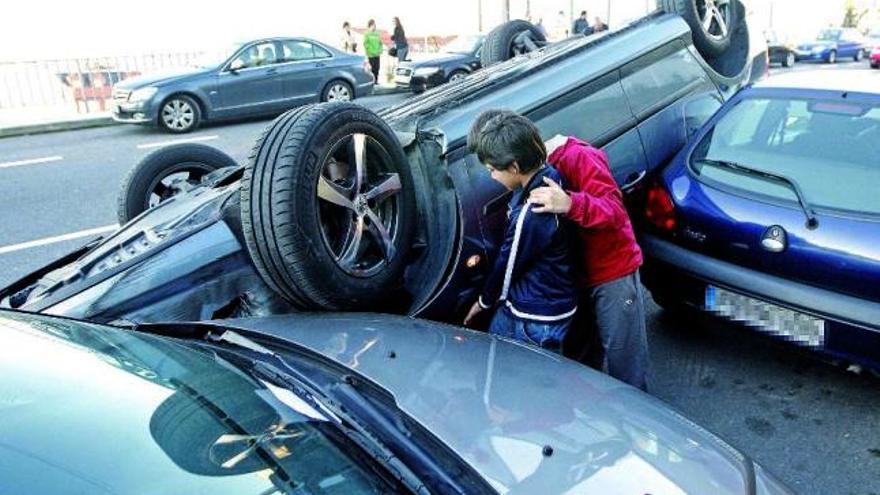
[1,63,878,495]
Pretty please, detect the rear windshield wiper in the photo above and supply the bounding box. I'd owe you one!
[694,158,819,229]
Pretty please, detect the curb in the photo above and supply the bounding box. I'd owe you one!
[0,116,117,139]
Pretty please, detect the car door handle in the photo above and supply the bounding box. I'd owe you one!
[315,62,326,68]
[621,170,647,193]
[266,68,278,75]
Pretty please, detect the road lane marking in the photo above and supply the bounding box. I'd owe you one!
[136,135,219,149]
[0,155,63,169]
[0,225,117,255]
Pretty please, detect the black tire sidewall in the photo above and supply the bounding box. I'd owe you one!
[242,103,416,310]
[159,94,202,133]
[117,143,237,224]
[481,19,546,66]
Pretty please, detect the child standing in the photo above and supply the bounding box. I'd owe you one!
[463,113,577,354]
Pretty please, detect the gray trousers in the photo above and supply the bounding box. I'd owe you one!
[565,270,650,391]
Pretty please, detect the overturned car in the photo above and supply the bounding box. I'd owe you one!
[1,4,766,325]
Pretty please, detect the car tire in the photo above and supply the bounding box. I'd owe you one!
[321,79,354,102]
[241,102,416,311]
[447,69,468,83]
[658,0,739,58]
[117,143,238,224]
[481,19,547,66]
[783,51,795,68]
[827,50,837,64]
[149,379,280,477]
[158,94,202,133]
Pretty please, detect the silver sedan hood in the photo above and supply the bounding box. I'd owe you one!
[226,313,791,494]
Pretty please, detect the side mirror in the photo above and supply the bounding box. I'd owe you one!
[229,59,245,73]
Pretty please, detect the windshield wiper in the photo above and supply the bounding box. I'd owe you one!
[206,329,471,495]
[694,158,819,229]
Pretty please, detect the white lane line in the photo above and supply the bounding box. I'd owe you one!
[136,135,219,150]
[0,225,117,255]
[0,155,63,169]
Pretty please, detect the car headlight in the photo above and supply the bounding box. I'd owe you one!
[128,87,158,103]
[413,67,441,76]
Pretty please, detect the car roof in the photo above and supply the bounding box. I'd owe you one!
[754,70,880,96]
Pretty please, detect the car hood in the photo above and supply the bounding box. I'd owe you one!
[402,53,472,69]
[225,313,788,495]
[0,311,314,495]
[114,66,211,89]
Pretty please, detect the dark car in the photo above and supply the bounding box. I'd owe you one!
[639,70,880,371]
[765,31,796,67]
[394,35,485,93]
[1,5,765,325]
[794,27,866,64]
[111,38,374,133]
[0,309,794,494]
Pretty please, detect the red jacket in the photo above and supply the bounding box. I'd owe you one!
[547,137,642,288]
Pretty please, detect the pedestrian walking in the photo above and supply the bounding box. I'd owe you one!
[392,17,409,62]
[363,19,382,82]
[341,21,358,53]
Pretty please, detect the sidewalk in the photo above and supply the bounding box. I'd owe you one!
[0,83,408,139]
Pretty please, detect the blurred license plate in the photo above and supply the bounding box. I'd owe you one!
[705,286,825,347]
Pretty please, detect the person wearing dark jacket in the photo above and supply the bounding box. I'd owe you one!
[464,113,577,354]
[392,17,409,61]
[572,11,593,36]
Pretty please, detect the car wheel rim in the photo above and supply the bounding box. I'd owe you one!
[316,133,402,278]
[829,52,836,63]
[449,72,466,82]
[162,99,195,130]
[145,164,213,210]
[696,0,732,41]
[327,84,351,101]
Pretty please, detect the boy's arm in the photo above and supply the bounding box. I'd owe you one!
[478,206,557,308]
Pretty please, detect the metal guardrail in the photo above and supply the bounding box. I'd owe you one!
[0,52,203,114]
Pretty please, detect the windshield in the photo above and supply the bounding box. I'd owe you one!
[443,35,483,54]
[0,312,402,494]
[690,96,880,215]
[816,29,841,41]
[193,43,244,68]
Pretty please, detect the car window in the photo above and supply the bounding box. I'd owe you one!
[531,71,633,146]
[282,40,331,62]
[230,42,278,69]
[620,42,710,117]
[691,96,880,215]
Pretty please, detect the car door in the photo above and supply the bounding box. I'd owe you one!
[215,41,285,117]
[277,40,333,106]
[619,40,723,176]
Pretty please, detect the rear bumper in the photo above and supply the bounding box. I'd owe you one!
[640,234,880,369]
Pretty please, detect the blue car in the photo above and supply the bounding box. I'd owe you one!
[394,35,485,93]
[112,38,374,133]
[640,70,880,371]
[794,28,866,64]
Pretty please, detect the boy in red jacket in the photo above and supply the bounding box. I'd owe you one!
[530,134,648,390]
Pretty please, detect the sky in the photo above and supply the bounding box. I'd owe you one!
[1,0,877,61]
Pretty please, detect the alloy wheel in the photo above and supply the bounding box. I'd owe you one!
[696,0,732,41]
[161,99,195,131]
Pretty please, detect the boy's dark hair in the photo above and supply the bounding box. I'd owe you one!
[467,108,514,153]
[343,21,350,29]
[475,113,547,173]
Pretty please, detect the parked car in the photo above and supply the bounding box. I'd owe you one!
[765,31,796,67]
[395,35,485,93]
[111,38,374,133]
[794,28,866,64]
[639,69,880,371]
[1,4,765,326]
[0,309,793,494]
[868,30,880,68]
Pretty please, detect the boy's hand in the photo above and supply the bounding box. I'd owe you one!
[463,301,484,326]
[529,177,572,214]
